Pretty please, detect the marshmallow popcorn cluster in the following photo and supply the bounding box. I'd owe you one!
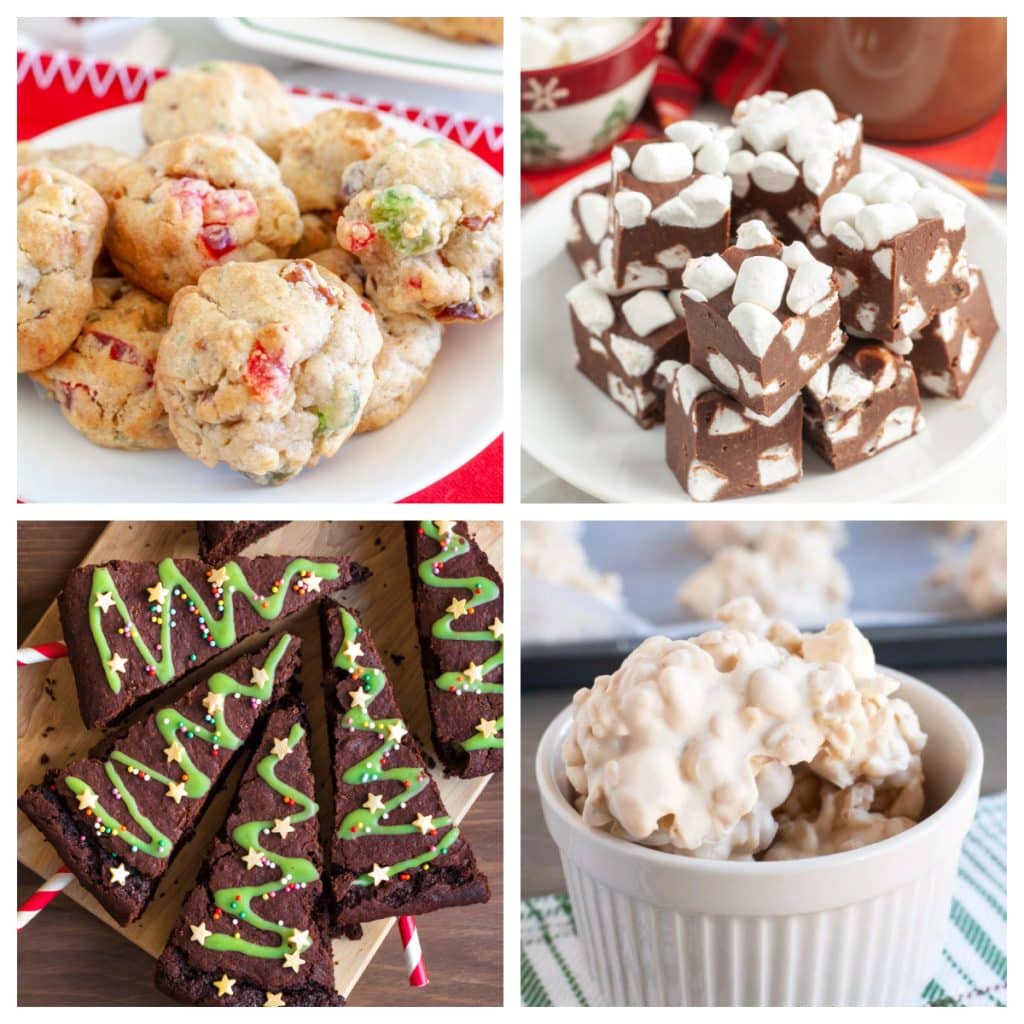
[563,598,926,860]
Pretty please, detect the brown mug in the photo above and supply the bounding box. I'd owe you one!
[782,18,1006,142]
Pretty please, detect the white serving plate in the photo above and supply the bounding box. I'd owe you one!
[521,147,1006,504]
[18,95,503,504]
[215,17,502,95]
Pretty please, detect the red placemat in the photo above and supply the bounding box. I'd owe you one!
[17,50,504,504]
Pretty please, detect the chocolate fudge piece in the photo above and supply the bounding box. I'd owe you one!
[724,90,862,246]
[18,634,301,927]
[405,520,503,778]
[605,136,732,292]
[681,220,843,417]
[910,265,998,399]
[154,699,341,1006]
[803,341,924,470]
[661,361,803,501]
[567,280,689,428]
[60,553,369,730]
[819,168,969,350]
[196,521,286,564]
[321,603,489,932]
[567,185,610,280]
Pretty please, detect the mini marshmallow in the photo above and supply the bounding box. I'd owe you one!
[741,103,798,154]
[854,202,918,250]
[588,336,607,356]
[835,269,859,297]
[653,174,732,228]
[783,89,837,124]
[802,150,837,196]
[787,202,817,234]
[673,363,715,413]
[911,186,966,231]
[833,221,865,251]
[682,253,736,298]
[665,120,714,151]
[728,302,781,357]
[786,118,843,165]
[708,406,750,435]
[713,126,743,153]
[732,256,789,312]
[631,142,694,183]
[871,171,919,205]
[786,259,834,315]
[806,362,829,399]
[706,350,740,389]
[610,333,656,376]
[925,240,952,284]
[611,146,630,171]
[614,188,653,229]
[655,358,684,386]
[666,289,686,317]
[836,117,862,155]
[725,150,756,198]
[655,244,692,269]
[746,391,800,427]
[567,280,615,334]
[757,444,799,487]
[783,317,805,350]
[828,363,874,409]
[751,152,800,193]
[695,138,731,176]
[732,90,789,123]
[687,461,728,502]
[622,289,676,338]
[735,219,776,249]
[898,299,928,335]
[577,192,610,244]
[782,240,814,269]
[844,171,886,199]
[820,192,865,236]
[872,249,894,279]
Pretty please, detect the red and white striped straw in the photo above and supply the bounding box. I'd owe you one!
[17,641,68,667]
[398,915,429,987]
[17,866,73,929]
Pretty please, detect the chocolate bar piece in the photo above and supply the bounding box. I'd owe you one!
[196,521,286,564]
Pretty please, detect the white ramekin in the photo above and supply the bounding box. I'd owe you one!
[536,669,983,1006]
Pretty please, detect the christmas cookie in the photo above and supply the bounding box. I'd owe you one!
[196,521,286,564]
[278,107,396,213]
[336,138,503,322]
[31,278,174,450]
[106,133,302,302]
[18,633,302,926]
[141,61,297,159]
[155,699,341,1006]
[322,604,490,933]
[405,521,504,778]
[58,552,368,729]
[17,165,107,372]
[17,141,135,206]
[156,259,382,485]
[391,17,503,44]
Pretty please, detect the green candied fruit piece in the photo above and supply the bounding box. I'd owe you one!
[369,184,442,256]
[312,387,361,436]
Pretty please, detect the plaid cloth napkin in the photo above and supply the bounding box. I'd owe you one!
[523,17,1005,204]
[522,791,1007,1007]
[17,50,503,503]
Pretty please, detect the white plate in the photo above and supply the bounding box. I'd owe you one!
[215,17,502,95]
[18,95,503,504]
[521,147,1006,504]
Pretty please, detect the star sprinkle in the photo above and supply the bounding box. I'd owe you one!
[463,662,484,685]
[109,863,130,887]
[288,928,311,951]
[475,718,499,739]
[283,950,306,974]
[164,739,186,765]
[434,519,456,537]
[94,591,116,613]
[412,813,434,835]
[387,721,408,744]
[76,788,98,812]
[272,816,295,839]
[106,653,128,675]
[208,567,230,588]
[447,597,469,619]
[213,974,236,998]
[303,572,323,593]
[348,688,372,712]
[271,736,292,759]
[189,921,213,946]
[369,863,391,887]
[263,992,285,1007]
[342,640,364,662]
[362,792,386,813]
[489,617,505,640]
[242,847,265,870]
[202,691,225,715]
[147,582,170,604]
[165,781,187,804]
[250,667,271,690]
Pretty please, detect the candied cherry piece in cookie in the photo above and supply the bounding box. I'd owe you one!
[244,338,291,402]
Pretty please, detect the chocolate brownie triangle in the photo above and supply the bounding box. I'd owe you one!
[196,522,287,564]
[60,553,369,729]
[18,633,302,926]
[405,521,504,777]
[321,602,489,933]
[155,698,341,1007]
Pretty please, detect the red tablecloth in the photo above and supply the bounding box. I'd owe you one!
[17,50,504,503]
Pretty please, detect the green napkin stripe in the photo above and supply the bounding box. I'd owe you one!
[524,900,590,1007]
[521,949,553,1007]
[949,900,1007,981]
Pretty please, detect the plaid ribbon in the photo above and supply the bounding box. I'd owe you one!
[522,791,1007,1007]
[17,50,503,503]
[523,17,1005,203]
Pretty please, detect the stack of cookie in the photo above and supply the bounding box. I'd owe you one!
[17,61,504,486]
[564,89,998,501]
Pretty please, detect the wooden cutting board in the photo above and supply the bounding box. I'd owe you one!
[16,520,501,1000]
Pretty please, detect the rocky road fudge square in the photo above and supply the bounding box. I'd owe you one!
[819,166,969,351]
[909,265,998,399]
[681,219,844,418]
[803,341,923,471]
[567,281,689,429]
[726,89,862,246]
[661,361,803,502]
[567,185,610,280]
[607,134,733,293]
